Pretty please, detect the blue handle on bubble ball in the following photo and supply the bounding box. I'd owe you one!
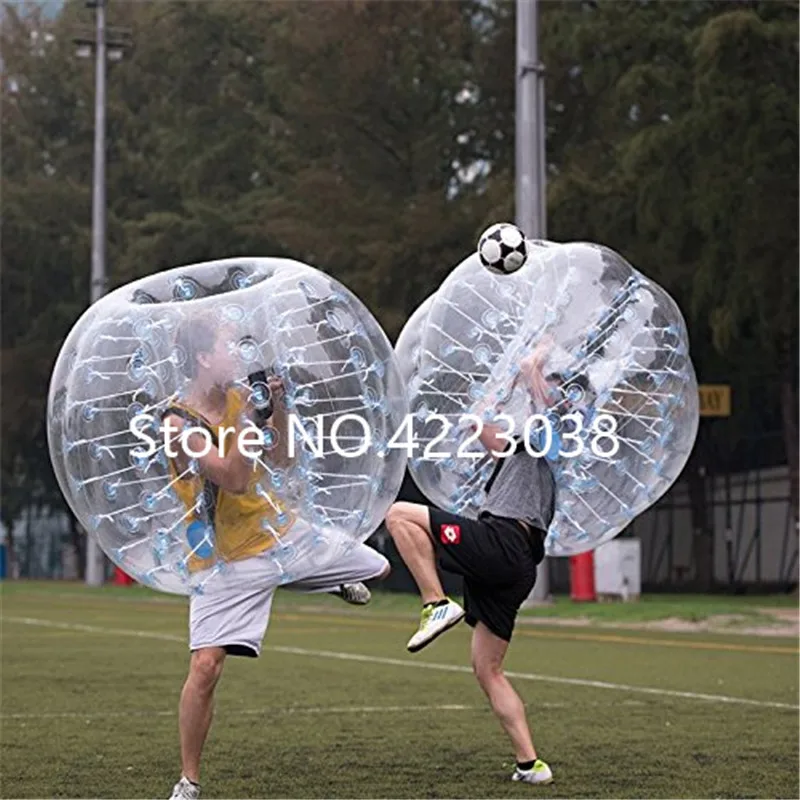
[186,521,215,560]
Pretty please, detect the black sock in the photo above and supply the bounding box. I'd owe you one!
[517,759,536,771]
[424,598,449,608]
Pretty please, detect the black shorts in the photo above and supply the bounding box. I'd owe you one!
[428,508,546,642]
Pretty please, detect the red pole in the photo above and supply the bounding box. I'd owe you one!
[569,551,596,602]
[113,566,134,586]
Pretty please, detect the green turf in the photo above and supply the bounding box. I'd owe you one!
[286,588,797,624]
[1,582,798,799]
[4,580,795,623]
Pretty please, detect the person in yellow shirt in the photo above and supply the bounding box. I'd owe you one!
[164,313,390,800]
[165,370,293,574]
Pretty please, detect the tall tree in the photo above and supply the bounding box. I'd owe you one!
[233,0,498,334]
[486,0,799,586]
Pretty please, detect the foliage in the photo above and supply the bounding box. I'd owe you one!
[1,0,797,546]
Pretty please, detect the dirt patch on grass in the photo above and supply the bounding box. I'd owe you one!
[515,610,799,638]
[637,614,798,637]
[759,606,800,622]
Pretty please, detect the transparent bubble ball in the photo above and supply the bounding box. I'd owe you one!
[396,241,699,556]
[48,257,408,594]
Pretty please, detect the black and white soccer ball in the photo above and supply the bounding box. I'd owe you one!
[477,223,529,275]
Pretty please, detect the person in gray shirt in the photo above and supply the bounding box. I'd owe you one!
[385,343,556,787]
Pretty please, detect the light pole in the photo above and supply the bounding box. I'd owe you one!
[515,0,546,240]
[516,0,551,604]
[74,0,131,586]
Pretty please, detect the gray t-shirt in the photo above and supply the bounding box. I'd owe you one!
[479,446,556,533]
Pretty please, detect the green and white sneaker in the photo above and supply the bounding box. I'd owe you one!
[406,598,465,652]
[512,759,553,785]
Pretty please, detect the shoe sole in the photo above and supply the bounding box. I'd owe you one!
[340,594,371,605]
[335,586,371,605]
[406,610,466,653]
[512,774,553,786]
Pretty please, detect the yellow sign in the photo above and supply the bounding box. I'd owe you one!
[699,384,731,417]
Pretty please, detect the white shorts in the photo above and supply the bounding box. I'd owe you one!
[189,542,389,657]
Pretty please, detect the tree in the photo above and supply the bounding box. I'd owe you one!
[486,0,798,587]
[0,0,498,546]
[2,3,93,542]
[228,0,500,335]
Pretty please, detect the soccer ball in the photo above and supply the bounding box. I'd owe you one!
[477,223,528,274]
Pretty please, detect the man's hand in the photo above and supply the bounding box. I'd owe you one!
[519,338,556,411]
[266,375,285,409]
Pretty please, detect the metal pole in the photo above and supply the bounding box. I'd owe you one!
[516,0,551,604]
[515,0,544,239]
[536,61,547,239]
[85,0,107,587]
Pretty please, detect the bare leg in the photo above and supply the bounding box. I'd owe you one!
[471,622,537,762]
[385,502,445,604]
[179,647,226,784]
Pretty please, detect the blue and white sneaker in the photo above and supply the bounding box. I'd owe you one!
[406,598,465,652]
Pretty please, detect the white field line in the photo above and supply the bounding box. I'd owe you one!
[3,616,798,712]
[4,699,653,722]
[3,703,484,721]
[270,645,800,711]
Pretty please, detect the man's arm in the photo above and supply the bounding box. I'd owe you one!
[263,375,292,468]
[469,339,556,459]
[163,414,254,494]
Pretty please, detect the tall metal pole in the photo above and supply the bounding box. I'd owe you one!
[85,0,108,587]
[536,43,547,240]
[516,0,551,603]
[515,0,545,240]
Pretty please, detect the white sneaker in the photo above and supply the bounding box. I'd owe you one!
[512,759,553,785]
[335,582,371,605]
[406,598,465,652]
[169,776,200,800]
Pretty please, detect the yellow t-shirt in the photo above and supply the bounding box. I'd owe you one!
[166,387,294,572]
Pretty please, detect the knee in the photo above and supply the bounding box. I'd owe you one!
[384,503,406,536]
[385,501,419,536]
[472,654,503,691]
[189,648,225,693]
[367,547,392,581]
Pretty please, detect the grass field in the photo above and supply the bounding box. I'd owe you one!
[1,582,798,799]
